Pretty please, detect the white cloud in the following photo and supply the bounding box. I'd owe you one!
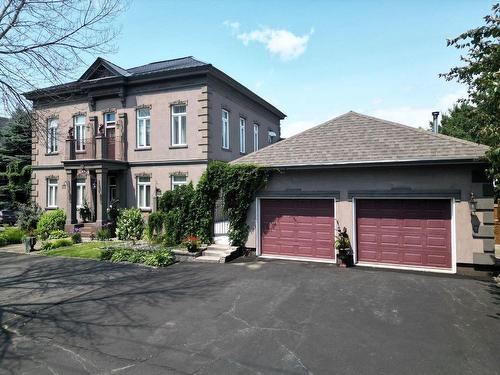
[223,20,240,34]
[230,26,313,61]
[371,97,383,105]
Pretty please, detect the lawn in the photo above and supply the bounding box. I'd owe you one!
[43,241,112,259]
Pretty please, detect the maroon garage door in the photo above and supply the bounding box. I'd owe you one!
[260,199,335,260]
[356,199,452,269]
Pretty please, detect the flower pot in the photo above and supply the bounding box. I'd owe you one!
[337,248,353,267]
[24,236,37,253]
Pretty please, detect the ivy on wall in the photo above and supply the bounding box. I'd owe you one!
[156,161,270,247]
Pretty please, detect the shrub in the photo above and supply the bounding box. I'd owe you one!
[143,248,175,267]
[0,227,24,246]
[37,209,66,239]
[71,228,82,244]
[110,248,134,262]
[145,211,165,241]
[99,247,115,260]
[41,238,73,251]
[116,208,144,241]
[96,228,111,241]
[48,229,69,239]
[17,202,43,232]
[158,183,196,243]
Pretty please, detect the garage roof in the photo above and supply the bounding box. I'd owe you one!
[233,111,489,168]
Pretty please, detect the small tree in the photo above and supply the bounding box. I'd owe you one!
[441,3,500,196]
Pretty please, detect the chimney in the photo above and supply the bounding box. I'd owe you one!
[432,111,440,133]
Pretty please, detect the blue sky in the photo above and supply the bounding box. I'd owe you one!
[98,0,492,137]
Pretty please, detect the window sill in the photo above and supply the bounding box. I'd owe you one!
[45,152,59,156]
[75,150,86,154]
[45,206,58,210]
[134,147,152,151]
[169,145,188,149]
[221,147,232,152]
[139,207,152,212]
[239,152,246,156]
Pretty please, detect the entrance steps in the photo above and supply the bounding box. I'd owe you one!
[195,244,240,263]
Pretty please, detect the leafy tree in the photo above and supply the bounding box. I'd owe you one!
[0,108,32,209]
[0,108,32,171]
[438,103,486,144]
[0,160,31,209]
[441,3,500,195]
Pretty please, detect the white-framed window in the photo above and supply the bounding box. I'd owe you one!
[239,117,246,154]
[171,105,187,146]
[171,175,187,190]
[47,118,58,153]
[137,108,151,148]
[76,178,86,209]
[222,109,230,150]
[74,115,86,151]
[137,176,151,209]
[104,112,116,136]
[253,123,259,151]
[47,178,58,208]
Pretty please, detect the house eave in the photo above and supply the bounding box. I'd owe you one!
[246,157,488,170]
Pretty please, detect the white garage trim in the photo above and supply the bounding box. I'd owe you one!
[256,196,337,264]
[351,197,457,274]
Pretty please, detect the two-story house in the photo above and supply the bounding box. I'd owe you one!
[24,57,285,232]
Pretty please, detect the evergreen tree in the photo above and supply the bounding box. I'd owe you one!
[0,108,32,171]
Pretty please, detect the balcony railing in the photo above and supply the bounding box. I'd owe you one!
[65,136,124,161]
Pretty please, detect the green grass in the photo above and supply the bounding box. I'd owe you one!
[43,241,114,259]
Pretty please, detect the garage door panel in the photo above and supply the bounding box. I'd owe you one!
[261,199,335,260]
[357,199,452,269]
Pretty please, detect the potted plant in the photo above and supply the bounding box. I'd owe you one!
[335,226,353,267]
[79,200,92,223]
[182,235,201,253]
[24,229,37,253]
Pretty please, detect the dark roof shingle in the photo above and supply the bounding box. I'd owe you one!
[233,111,489,167]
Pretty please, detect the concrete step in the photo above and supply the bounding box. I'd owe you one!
[194,255,224,263]
[203,249,233,257]
[194,244,240,263]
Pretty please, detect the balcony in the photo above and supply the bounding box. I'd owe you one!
[65,136,125,161]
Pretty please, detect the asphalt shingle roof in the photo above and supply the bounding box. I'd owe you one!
[234,111,489,167]
[126,56,207,75]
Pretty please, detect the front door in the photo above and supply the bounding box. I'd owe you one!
[104,113,116,159]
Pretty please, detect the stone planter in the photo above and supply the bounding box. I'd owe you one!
[24,236,37,253]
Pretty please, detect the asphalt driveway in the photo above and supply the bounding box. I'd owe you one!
[0,253,498,375]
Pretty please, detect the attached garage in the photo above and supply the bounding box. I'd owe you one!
[235,111,494,273]
[260,199,335,261]
[355,199,452,270]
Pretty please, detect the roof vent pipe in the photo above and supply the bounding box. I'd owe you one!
[432,111,440,134]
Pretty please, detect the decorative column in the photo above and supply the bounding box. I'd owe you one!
[95,168,108,227]
[64,169,76,231]
[117,113,127,161]
[65,128,75,160]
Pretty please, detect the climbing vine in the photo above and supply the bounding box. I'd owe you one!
[156,161,270,247]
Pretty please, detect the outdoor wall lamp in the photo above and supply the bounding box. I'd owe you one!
[469,192,477,215]
[156,187,162,196]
